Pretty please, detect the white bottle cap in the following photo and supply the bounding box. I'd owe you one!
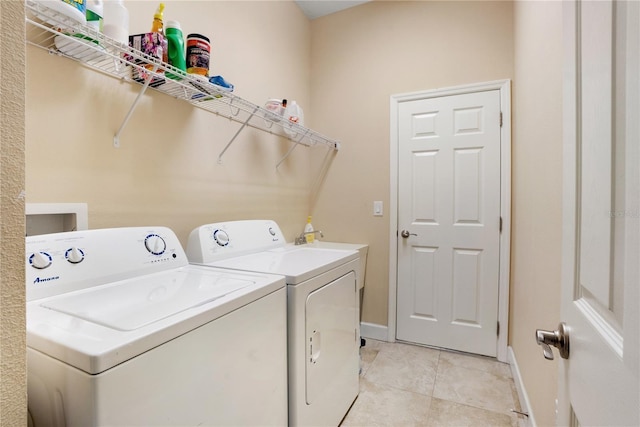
[165,20,181,30]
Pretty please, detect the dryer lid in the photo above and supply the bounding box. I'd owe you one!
[208,246,358,285]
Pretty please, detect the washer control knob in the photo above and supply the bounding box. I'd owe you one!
[65,247,85,264]
[145,234,166,255]
[213,229,229,247]
[29,252,52,269]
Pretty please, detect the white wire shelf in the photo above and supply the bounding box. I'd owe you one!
[25,0,340,164]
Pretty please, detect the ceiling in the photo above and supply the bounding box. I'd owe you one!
[295,0,370,20]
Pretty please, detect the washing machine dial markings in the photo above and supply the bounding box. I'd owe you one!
[145,234,167,255]
[213,229,230,247]
[65,247,85,264]
[29,252,52,269]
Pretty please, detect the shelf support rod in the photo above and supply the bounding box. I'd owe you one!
[276,129,309,168]
[113,64,158,148]
[217,105,260,163]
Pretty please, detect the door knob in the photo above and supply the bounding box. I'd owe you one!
[400,230,417,238]
[536,322,570,360]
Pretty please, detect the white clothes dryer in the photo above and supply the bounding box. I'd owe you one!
[187,220,361,427]
[26,226,288,427]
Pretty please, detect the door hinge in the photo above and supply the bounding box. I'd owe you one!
[499,216,503,233]
[500,112,503,127]
[497,321,500,336]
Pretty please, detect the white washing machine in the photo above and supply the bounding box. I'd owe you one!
[186,220,361,427]
[26,226,288,427]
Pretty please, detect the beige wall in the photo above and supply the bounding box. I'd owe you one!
[9,1,565,425]
[26,0,315,245]
[309,1,514,325]
[310,1,564,425]
[1,0,27,425]
[511,1,563,425]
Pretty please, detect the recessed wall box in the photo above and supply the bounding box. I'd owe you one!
[26,203,88,236]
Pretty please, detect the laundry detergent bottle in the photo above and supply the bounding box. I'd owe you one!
[304,216,315,244]
[86,0,103,32]
[165,20,186,79]
[33,0,86,29]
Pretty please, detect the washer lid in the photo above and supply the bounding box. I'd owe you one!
[42,269,252,331]
[27,265,285,374]
[207,246,359,285]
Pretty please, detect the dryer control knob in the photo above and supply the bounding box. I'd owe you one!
[213,229,229,247]
[65,247,85,264]
[30,252,52,269]
[145,234,166,255]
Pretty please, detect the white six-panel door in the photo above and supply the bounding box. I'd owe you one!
[396,90,501,357]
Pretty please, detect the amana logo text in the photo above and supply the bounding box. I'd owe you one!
[33,276,60,284]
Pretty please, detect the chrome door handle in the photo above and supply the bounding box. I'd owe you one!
[400,230,417,238]
[536,322,569,360]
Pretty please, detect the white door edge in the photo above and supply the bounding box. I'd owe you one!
[559,1,640,424]
[388,79,512,362]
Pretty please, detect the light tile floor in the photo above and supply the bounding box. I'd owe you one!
[341,340,525,427]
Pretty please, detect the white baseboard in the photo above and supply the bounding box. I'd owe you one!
[508,346,537,427]
[360,322,389,342]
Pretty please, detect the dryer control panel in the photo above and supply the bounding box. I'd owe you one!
[26,227,187,301]
[186,220,285,263]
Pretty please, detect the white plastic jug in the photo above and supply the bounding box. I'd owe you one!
[102,0,129,46]
[264,99,285,122]
[283,100,304,136]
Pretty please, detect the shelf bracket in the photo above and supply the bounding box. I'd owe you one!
[113,64,158,148]
[276,130,309,168]
[263,119,275,129]
[228,98,241,117]
[217,105,260,163]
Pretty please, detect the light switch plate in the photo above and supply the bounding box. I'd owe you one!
[373,201,383,216]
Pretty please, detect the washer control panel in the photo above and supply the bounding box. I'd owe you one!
[26,227,187,302]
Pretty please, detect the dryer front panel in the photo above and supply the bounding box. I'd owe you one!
[305,270,359,405]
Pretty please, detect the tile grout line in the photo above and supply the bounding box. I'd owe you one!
[423,349,443,425]
[354,341,521,426]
